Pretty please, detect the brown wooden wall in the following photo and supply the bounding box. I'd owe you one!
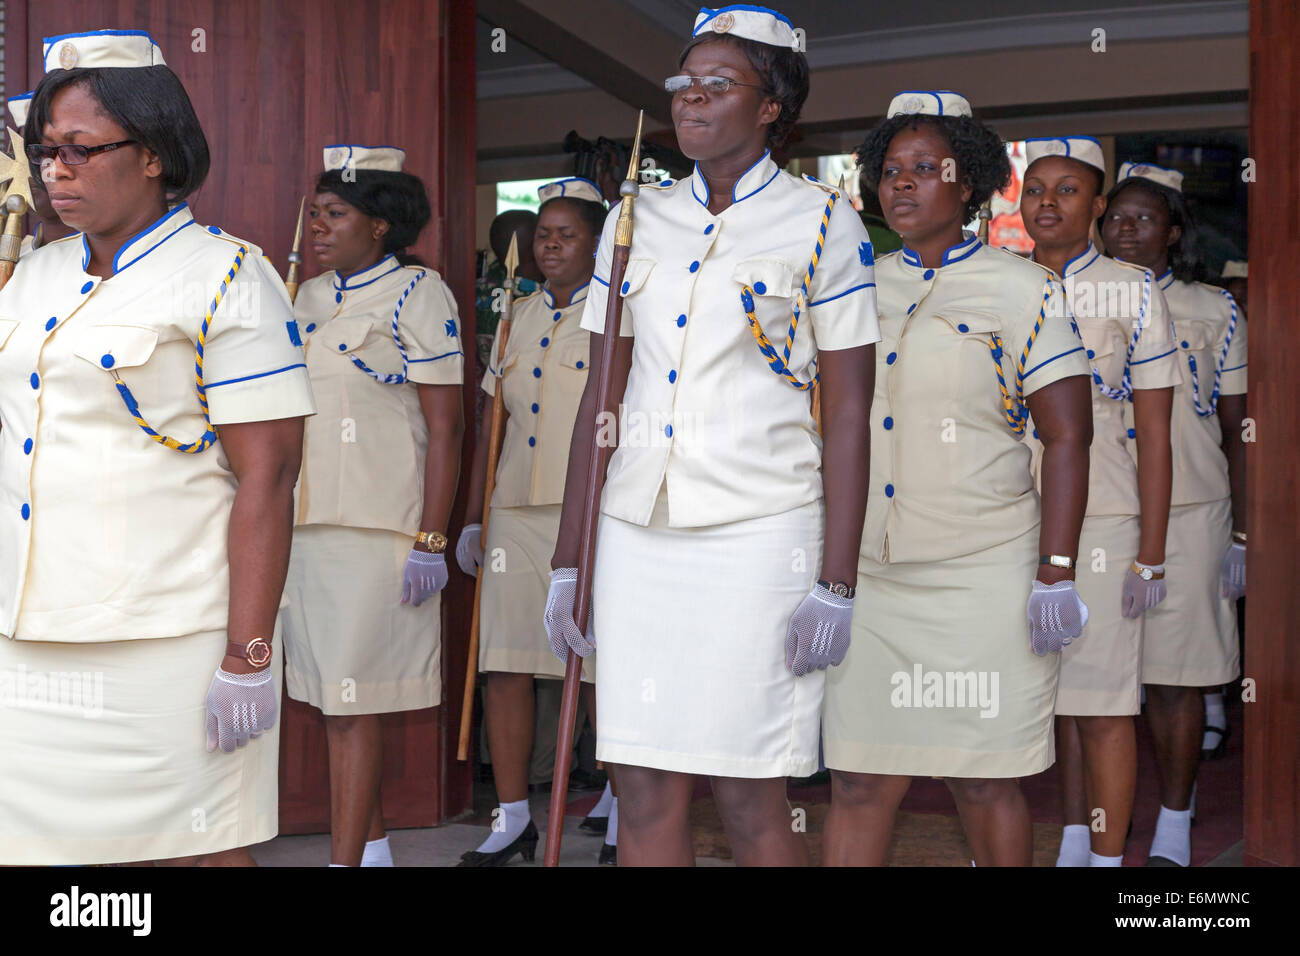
[1244,0,1300,867]
[6,0,478,830]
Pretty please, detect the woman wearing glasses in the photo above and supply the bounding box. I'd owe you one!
[283,144,463,868]
[546,5,879,866]
[0,30,315,865]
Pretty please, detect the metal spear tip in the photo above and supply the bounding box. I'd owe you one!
[290,196,306,252]
[505,230,520,281]
[623,110,645,183]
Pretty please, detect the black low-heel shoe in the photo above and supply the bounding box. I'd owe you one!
[578,815,609,835]
[457,820,539,867]
[1201,723,1230,760]
[598,843,617,866]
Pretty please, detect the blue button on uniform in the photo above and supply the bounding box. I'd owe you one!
[20,504,30,520]
[1086,349,1095,359]
[923,269,934,280]
[338,343,346,351]
[335,291,343,303]
[664,424,673,437]
[23,438,33,455]
[531,402,539,414]
[754,281,767,295]
[30,372,39,390]
[528,436,536,447]
[576,360,584,369]
[668,370,677,383]
[45,317,56,331]
[704,224,714,234]
[957,323,969,333]
[1127,428,1136,439]
[886,352,897,365]
[101,354,115,369]
[80,281,93,294]
[553,312,562,321]
[207,225,221,234]
[533,367,542,378]
[621,281,630,294]
[677,314,687,327]
[1181,340,1189,349]
[883,416,894,430]
[305,323,316,333]
[689,261,699,273]
[907,304,916,314]
[885,484,895,498]
[540,337,550,347]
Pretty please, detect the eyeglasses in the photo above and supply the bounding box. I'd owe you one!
[25,140,137,166]
[664,74,765,96]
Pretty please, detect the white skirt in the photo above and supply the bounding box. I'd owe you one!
[479,504,593,682]
[591,490,825,778]
[0,624,282,865]
[1141,498,1239,686]
[1057,514,1143,716]
[282,524,441,715]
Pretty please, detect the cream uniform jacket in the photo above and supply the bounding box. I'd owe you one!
[0,204,316,643]
[1025,244,1181,515]
[293,255,463,536]
[1136,272,1247,506]
[864,236,1090,565]
[482,284,590,508]
[580,153,881,527]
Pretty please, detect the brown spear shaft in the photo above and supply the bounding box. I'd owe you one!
[458,232,521,761]
[544,112,644,867]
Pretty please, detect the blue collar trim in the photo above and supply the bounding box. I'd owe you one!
[543,280,590,309]
[1157,268,1175,290]
[1061,242,1100,278]
[333,254,402,291]
[691,151,778,209]
[900,231,981,269]
[109,203,195,276]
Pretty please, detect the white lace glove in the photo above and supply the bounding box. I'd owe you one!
[543,567,595,660]
[205,666,278,753]
[1026,580,1089,656]
[401,550,448,606]
[456,523,483,576]
[1121,562,1168,618]
[785,588,854,677]
[1220,543,1246,600]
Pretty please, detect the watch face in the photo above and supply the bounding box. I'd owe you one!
[1138,567,1153,580]
[245,639,272,667]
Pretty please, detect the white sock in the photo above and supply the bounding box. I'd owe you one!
[589,782,614,819]
[1056,824,1091,867]
[361,835,393,867]
[603,798,618,847]
[475,798,531,853]
[1202,692,1226,749]
[1089,850,1124,867]
[1149,805,1192,866]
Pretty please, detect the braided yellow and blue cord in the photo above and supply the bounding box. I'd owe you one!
[110,245,247,453]
[988,277,1055,435]
[739,192,837,391]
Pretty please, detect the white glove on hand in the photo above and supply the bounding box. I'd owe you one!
[543,567,595,660]
[1220,543,1246,600]
[1026,580,1089,656]
[456,523,484,576]
[785,588,854,677]
[205,666,278,753]
[402,550,448,606]
[1121,563,1167,618]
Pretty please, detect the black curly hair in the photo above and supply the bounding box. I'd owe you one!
[538,195,606,239]
[316,167,431,267]
[857,113,1011,223]
[1099,177,1202,283]
[677,34,809,150]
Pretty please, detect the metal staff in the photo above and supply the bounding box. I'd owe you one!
[0,127,35,291]
[457,231,521,761]
[977,199,992,244]
[284,197,305,302]
[544,111,645,867]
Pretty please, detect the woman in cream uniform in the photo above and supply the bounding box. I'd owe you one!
[0,30,315,865]
[1101,162,1247,867]
[822,92,1094,867]
[285,145,464,867]
[546,5,880,867]
[455,177,606,866]
[1019,138,1179,866]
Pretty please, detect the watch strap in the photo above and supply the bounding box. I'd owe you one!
[1038,554,1075,570]
[816,578,855,599]
[225,638,273,667]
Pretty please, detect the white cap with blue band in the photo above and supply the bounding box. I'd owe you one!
[886,90,972,118]
[1025,136,1105,175]
[692,5,797,49]
[1116,160,1184,194]
[538,177,605,206]
[323,144,406,173]
[43,29,166,72]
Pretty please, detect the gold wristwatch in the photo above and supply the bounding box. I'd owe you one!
[1039,554,1075,570]
[1131,562,1166,581]
[416,531,448,554]
[226,637,273,667]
